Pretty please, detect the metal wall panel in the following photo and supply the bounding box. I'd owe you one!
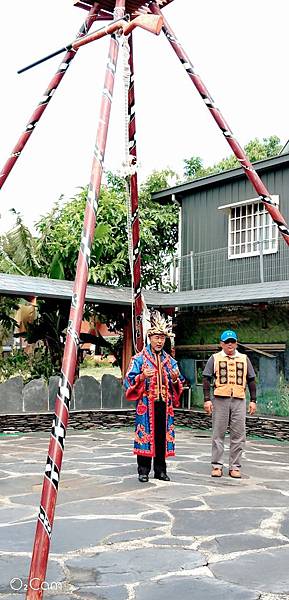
[180,165,289,289]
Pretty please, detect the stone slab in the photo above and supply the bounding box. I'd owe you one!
[205,488,289,508]
[74,376,101,410]
[0,517,163,553]
[11,477,145,507]
[66,547,205,586]
[210,547,289,594]
[0,556,64,594]
[48,375,60,412]
[135,576,260,600]
[104,528,164,544]
[199,533,288,555]
[91,464,135,477]
[240,463,289,479]
[101,374,123,408]
[0,377,23,413]
[23,378,48,413]
[0,505,37,524]
[171,508,270,536]
[0,474,44,496]
[150,536,194,547]
[259,356,278,390]
[56,498,145,517]
[77,586,128,600]
[167,498,204,510]
[133,484,207,504]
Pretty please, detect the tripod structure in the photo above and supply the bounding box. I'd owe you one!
[1,1,289,598]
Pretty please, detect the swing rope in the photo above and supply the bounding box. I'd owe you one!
[122,35,139,353]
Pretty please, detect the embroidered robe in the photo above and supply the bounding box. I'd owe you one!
[124,345,183,457]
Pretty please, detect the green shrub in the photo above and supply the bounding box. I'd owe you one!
[0,348,57,383]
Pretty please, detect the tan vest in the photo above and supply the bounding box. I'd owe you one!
[213,351,247,399]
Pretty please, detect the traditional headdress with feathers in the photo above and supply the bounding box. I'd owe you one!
[147,310,173,337]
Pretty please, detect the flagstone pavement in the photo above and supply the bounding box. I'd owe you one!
[1,427,289,600]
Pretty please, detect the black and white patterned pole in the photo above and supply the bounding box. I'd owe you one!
[149,1,289,246]
[0,3,100,191]
[26,2,126,597]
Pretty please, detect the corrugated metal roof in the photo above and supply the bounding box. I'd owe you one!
[153,153,289,202]
[0,273,162,306]
[0,274,288,309]
[161,281,289,308]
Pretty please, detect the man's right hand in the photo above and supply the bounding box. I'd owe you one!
[204,400,213,415]
[141,367,155,380]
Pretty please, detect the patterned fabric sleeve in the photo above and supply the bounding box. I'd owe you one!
[168,356,184,408]
[124,355,145,402]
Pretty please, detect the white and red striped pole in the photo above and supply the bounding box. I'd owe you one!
[127,33,143,350]
[149,1,289,246]
[0,2,100,191]
[26,2,126,597]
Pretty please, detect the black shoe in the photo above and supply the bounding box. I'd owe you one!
[154,472,170,481]
[138,474,149,482]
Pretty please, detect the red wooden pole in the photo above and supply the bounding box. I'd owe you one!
[26,2,126,598]
[127,33,143,350]
[149,1,289,247]
[0,3,100,191]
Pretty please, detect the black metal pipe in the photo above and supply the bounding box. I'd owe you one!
[17,14,129,75]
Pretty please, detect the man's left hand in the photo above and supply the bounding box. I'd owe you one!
[248,402,257,415]
[171,369,179,383]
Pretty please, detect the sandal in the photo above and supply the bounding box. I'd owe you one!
[211,467,223,477]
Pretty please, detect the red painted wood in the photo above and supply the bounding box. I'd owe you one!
[0,3,100,191]
[150,1,289,247]
[74,0,174,16]
[26,2,125,598]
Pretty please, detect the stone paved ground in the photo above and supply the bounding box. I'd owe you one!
[1,427,289,600]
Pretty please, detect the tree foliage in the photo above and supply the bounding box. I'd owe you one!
[0,296,19,347]
[183,135,282,180]
[0,169,179,373]
[35,168,179,291]
[0,209,41,276]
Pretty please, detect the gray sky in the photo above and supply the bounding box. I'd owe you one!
[0,0,288,233]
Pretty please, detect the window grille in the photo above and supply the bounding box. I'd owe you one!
[228,197,279,259]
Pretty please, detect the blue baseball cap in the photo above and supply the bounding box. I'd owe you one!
[220,329,238,342]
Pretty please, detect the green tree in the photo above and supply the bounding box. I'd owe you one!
[183,156,206,180]
[36,168,179,290]
[0,169,179,374]
[0,209,41,276]
[0,296,19,349]
[183,135,283,181]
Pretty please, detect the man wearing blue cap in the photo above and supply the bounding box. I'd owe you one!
[202,329,256,478]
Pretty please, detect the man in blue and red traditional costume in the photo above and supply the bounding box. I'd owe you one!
[124,311,184,483]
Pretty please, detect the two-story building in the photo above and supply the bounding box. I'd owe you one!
[153,152,289,416]
[2,152,289,417]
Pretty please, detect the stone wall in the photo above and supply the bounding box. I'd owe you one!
[1,408,289,442]
[0,410,135,434]
[175,410,289,441]
[0,374,125,414]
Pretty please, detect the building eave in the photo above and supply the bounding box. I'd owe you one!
[0,274,288,310]
[152,152,289,202]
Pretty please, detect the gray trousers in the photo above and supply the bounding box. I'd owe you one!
[211,396,246,470]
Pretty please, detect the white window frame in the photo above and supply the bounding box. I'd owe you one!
[218,195,279,260]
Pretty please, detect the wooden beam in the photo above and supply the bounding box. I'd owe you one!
[176,343,285,356]
[238,343,275,358]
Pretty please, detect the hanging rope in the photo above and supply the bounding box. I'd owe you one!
[122,35,138,353]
